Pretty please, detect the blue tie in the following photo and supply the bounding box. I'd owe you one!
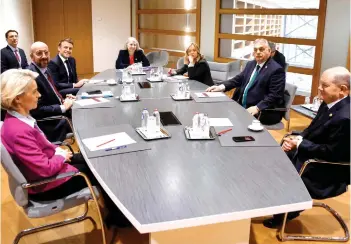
[242,65,260,108]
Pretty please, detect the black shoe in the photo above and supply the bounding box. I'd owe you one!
[263,212,300,229]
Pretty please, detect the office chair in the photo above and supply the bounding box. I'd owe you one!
[0,122,106,244]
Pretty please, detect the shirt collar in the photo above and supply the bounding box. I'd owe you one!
[32,62,47,76]
[256,61,266,69]
[7,110,36,128]
[8,45,18,52]
[59,54,68,63]
[327,96,347,109]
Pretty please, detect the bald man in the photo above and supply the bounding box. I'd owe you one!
[264,66,350,228]
[27,42,74,142]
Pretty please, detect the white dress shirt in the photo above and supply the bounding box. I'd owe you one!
[59,55,75,88]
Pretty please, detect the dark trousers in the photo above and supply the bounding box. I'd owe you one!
[37,118,71,142]
[59,87,80,97]
[257,110,284,125]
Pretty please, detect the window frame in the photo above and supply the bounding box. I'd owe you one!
[214,0,327,98]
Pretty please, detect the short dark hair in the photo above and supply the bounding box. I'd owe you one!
[58,38,74,47]
[5,30,18,39]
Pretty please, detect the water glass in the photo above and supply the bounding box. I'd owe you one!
[312,96,321,111]
[147,116,157,135]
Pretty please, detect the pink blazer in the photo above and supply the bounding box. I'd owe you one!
[1,114,77,194]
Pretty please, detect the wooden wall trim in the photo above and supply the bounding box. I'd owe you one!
[214,0,220,60]
[311,0,327,98]
[196,0,201,46]
[218,8,320,15]
[137,9,197,14]
[138,28,196,36]
[136,0,139,40]
[218,33,317,46]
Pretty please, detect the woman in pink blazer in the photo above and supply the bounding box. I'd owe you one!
[1,69,95,201]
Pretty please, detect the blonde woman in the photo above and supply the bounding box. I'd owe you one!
[115,37,150,69]
[171,42,213,86]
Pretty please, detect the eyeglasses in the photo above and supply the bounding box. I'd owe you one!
[253,47,266,53]
[34,50,50,57]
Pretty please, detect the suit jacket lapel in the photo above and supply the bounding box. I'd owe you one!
[7,46,19,66]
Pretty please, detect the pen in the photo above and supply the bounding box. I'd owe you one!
[202,92,209,97]
[92,97,101,102]
[96,138,115,147]
[160,128,169,136]
[217,128,232,136]
[105,145,127,151]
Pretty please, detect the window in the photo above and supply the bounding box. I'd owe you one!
[136,0,201,68]
[215,0,327,97]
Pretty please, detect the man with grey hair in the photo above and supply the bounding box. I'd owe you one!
[206,38,286,125]
[264,66,350,228]
[268,41,286,69]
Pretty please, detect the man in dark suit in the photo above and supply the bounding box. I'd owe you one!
[269,42,287,70]
[27,41,75,142]
[206,38,286,125]
[264,66,350,228]
[1,30,29,73]
[48,38,86,97]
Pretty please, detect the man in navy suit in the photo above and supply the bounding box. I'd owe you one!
[48,38,86,97]
[27,41,75,142]
[264,66,350,228]
[206,38,286,125]
[1,30,29,73]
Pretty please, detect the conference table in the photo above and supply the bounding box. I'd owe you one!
[72,69,312,244]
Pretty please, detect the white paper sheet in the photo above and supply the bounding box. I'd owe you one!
[194,92,225,98]
[209,118,233,127]
[172,75,189,80]
[87,79,105,84]
[82,132,136,151]
[74,98,110,106]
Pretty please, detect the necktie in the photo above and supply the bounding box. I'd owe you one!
[45,71,64,103]
[242,65,260,108]
[64,60,73,82]
[14,50,21,64]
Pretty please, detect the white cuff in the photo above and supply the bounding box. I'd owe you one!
[296,136,303,149]
[60,105,66,113]
[219,84,226,91]
[188,63,195,67]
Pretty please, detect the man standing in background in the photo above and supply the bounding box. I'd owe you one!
[269,41,287,70]
[1,30,29,73]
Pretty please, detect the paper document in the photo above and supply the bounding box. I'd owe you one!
[172,75,189,80]
[87,79,105,84]
[82,132,136,151]
[195,92,226,98]
[74,98,110,106]
[209,118,233,127]
[301,104,318,112]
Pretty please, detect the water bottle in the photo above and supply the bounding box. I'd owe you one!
[203,113,210,136]
[153,109,161,132]
[192,112,200,132]
[177,82,184,98]
[304,96,310,104]
[185,82,190,98]
[130,80,136,98]
[141,108,149,130]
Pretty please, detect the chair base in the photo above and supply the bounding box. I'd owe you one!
[279,202,350,242]
[14,201,105,244]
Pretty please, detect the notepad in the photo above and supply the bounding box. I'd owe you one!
[209,118,233,127]
[82,132,136,151]
[172,75,189,80]
[74,98,110,106]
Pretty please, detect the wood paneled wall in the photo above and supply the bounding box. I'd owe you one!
[32,0,93,75]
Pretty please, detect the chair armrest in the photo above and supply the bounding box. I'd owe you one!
[37,115,73,131]
[22,171,79,189]
[299,159,350,176]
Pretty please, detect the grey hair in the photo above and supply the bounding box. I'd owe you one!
[1,69,39,110]
[327,66,350,90]
[268,41,276,51]
[124,37,140,50]
[253,38,270,48]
